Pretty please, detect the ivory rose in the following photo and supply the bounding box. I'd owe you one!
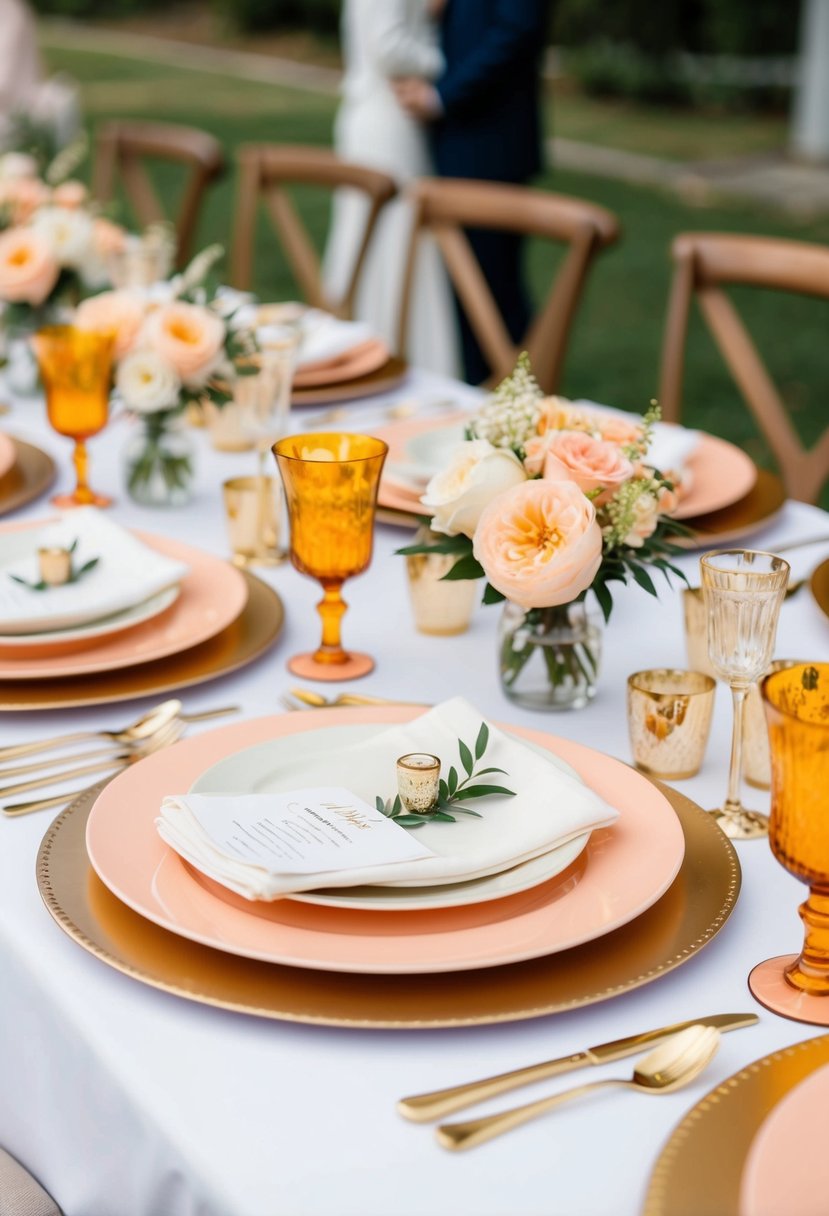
[0,227,59,305]
[75,290,146,357]
[116,348,182,414]
[31,205,94,269]
[421,439,526,538]
[145,301,225,385]
[543,431,634,499]
[473,479,603,609]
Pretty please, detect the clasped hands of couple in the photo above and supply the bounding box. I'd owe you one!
[392,0,447,122]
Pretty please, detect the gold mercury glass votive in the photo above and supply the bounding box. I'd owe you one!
[222,476,283,568]
[397,753,441,813]
[627,668,716,779]
[38,546,72,586]
[405,527,477,636]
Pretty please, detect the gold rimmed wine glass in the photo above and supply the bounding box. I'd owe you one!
[700,549,790,839]
[748,662,829,1025]
[34,325,115,508]
[273,432,387,681]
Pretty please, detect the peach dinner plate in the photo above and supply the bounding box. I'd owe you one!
[739,1061,829,1216]
[85,707,686,975]
[0,433,16,483]
[292,338,390,388]
[0,532,248,678]
[375,417,757,522]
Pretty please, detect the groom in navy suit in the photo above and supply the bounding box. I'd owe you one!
[394,0,552,385]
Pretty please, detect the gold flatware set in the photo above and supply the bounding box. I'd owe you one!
[398,1012,758,1151]
[0,699,238,817]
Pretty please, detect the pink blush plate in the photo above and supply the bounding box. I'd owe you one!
[0,532,248,678]
[85,708,686,975]
[0,433,16,483]
[292,339,390,388]
[739,1061,829,1216]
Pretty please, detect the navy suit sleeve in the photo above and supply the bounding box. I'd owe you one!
[436,0,549,117]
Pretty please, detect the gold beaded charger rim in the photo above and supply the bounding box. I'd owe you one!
[810,557,829,622]
[290,355,409,407]
[0,439,57,518]
[0,571,284,710]
[36,779,740,1029]
[644,1033,829,1216]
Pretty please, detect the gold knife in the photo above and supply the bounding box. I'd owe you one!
[397,1012,758,1122]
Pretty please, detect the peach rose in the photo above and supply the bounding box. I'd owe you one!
[543,431,634,500]
[75,290,146,357]
[523,432,558,476]
[0,177,49,225]
[52,180,88,209]
[0,227,60,306]
[92,218,127,259]
[623,491,660,548]
[145,300,225,385]
[536,397,592,436]
[594,414,644,448]
[473,479,603,609]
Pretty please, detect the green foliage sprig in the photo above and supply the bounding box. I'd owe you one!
[376,722,515,828]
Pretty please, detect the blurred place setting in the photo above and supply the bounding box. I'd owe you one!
[0,1,828,1214]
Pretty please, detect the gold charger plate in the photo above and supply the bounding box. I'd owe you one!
[0,571,283,710]
[644,1033,829,1216]
[291,356,409,407]
[37,782,739,1028]
[0,439,57,518]
[677,469,786,549]
[810,557,829,621]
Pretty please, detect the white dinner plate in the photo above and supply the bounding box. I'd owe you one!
[190,724,591,911]
[0,585,180,652]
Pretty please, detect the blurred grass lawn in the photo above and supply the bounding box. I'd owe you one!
[44,44,829,501]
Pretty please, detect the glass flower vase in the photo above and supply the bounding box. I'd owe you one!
[123,414,195,507]
[498,599,603,711]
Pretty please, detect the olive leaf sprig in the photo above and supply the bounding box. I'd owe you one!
[376,722,516,828]
[9,539,99,592]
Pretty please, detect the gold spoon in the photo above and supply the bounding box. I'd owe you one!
[436,1025,720,1152]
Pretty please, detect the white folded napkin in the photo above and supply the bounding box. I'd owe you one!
[0,508,189,634]
[294,309,376,369]
[157,697,619,901]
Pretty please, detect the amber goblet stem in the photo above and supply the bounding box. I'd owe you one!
[72,439,95,506]
[315,580,348,665]
[789,889,829,995]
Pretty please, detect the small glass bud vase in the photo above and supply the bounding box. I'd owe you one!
[499,599,603,711]
[123,414,195,507]
[405,526,478,636]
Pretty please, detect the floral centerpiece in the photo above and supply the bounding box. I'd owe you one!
[400,356,688,710]
[75,246,256,506]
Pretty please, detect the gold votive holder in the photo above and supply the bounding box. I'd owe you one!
[627,668,716,779]
[405,527,478,636]
[222,476,283,568]
[682,586,718,680]
[396,753,441,813]
[743,659,809,790]
[38,546,72,586]
[206,401,256,453]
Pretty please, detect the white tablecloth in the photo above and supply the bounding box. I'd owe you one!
[1,369,828,1216]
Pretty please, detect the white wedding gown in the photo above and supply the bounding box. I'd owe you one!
[323,0,461,379]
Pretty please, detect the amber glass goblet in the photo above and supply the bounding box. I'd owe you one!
[34,326,115,508]
[748,663,829,1025]
[273,432,387,680]
[700,549,789,840]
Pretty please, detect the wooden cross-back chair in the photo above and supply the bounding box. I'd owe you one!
[93,120,225,268]
[230,144,397,317]
[397,178,620,392]
[659,232,829,504]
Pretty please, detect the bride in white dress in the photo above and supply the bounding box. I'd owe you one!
[323,0,460,378]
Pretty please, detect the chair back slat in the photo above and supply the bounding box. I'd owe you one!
[659,232,829,503]
[93,120,225,267]
[397,178,619,392]
[229,144,396,317]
